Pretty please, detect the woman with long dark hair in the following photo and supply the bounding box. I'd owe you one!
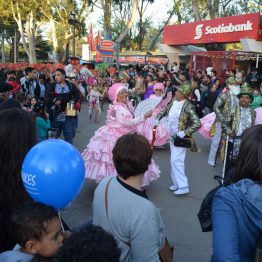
[0,109,36,252]
[33,101,51,142]
[211,125,262,262]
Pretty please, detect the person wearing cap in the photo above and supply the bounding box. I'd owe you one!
[221,82,256,174]
[46,68,81,144]
[82,83,160,186]
[157,81,201,195]
[208,77,240,167]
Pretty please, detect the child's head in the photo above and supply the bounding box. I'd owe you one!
[55,225,120,262]
[12,202,63,257]
[253,88,260,96]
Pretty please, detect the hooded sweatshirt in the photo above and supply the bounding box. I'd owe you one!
[212,179,262,262]
[0,244,33,262]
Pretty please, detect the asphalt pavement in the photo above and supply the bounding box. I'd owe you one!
[61,102,223,262]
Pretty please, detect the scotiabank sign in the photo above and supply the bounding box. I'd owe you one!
[163,13,261,45]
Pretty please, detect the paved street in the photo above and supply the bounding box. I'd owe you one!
[62,103,223,262]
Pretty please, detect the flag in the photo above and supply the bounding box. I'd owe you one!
[96,31,101,48]
[95,49,102,62]
[88,24,95,52]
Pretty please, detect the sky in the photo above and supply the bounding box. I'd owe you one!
[86,0,175,33]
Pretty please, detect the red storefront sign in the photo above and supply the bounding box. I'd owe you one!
[118,56,168,65]
[163,13,261,45]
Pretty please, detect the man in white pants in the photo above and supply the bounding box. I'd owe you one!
[158,82,201,195]
[208,77,240,167]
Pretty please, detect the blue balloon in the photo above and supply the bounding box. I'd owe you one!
[22,139,85,210]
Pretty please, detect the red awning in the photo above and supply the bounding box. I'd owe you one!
[163,13,261,45]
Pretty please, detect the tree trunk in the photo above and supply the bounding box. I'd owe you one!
[149,8,175,50]
[213,0,219,18]
[192,0,201,21]
[101,0,112,37]
[50,18,58,53]
[1,32,5,63]
[9,37,15,63]
[115,0,138,68]
[138,16,143,51]
[13,5,37,64]
[27,11,37,64]
[63,41,70,64]
[174,0,182,24]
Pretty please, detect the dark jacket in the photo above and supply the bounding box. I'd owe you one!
[34,81,49,99]
[46,80,81,113]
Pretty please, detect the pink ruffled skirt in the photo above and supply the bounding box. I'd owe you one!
[82,125,160,186]
[137,117,170,146]
[198,112,216,140]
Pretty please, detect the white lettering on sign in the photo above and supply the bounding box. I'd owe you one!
[194,20,253,40]
[22,172,36,187]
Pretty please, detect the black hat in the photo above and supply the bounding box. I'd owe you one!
[33,101,45,112]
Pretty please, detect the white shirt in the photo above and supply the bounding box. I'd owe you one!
[167,99,186,136]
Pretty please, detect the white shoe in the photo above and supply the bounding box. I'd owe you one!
[169,185,178,191]
[208,160,215,167]
[174,187,189,195]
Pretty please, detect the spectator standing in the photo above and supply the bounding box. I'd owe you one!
[93,133,167,262]
[206,83,219,113]
[46,68,81,144]
[34,74,49,99]
[20,67,35,97]
[144,75,154,99]
[246,68,261,89]
[251,88,262,109]
[132,72,145,101]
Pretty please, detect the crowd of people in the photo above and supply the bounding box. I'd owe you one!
[0,61,261,261]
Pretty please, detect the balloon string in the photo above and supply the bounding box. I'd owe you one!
[58,212,65,232]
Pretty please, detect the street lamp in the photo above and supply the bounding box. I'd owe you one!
[68,12,77,57]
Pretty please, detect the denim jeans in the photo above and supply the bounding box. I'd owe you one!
[52,114,77,144]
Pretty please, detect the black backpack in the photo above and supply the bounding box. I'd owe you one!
[197,185,223,232]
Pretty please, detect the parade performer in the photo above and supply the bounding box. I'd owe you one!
[82,83,160,186]
[222,83,256,174]
[157,81,201,195]
[88,85,101,123]
[207,77,240,167]
[137,82,170,147]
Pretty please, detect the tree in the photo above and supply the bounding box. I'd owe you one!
[137,0,154,51]
[149,7,175,50]
[8,0,42,64]
[114,0,138,67]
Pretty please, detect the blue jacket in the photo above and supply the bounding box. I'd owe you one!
[211,179,262,262]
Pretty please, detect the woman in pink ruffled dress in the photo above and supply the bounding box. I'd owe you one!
[137,82,170,146]
[82,83,160,186]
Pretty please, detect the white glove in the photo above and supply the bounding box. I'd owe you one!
[176,131,186,138]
